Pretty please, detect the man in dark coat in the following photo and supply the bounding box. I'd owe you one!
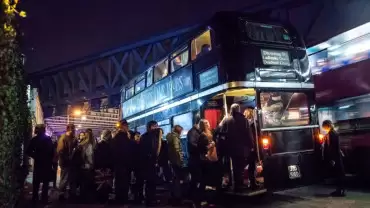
[187,114,202,202]
[140,120,162,206]
[94,130,114,203]
[220,104,253,192]
[51,136,59,188]
[129,131,144,203]
[27,124,54,204]
[158,138,172,183]
[111,119,132,205]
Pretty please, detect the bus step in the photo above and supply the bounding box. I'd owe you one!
[223,188,267,196]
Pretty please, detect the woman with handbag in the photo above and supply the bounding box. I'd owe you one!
[197,119,220,207]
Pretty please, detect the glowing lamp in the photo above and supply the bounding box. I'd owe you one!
[262,137,270,150]
[318,134,324,144]
[74,110,82,116]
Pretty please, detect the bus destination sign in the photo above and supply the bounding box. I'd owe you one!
[261,49,291,66]
[122,66,193,118]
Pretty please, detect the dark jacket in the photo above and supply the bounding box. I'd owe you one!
[27,134,54,171]
[140,128,162,162]
[158,139,169,165]
[324,129,344,174]
[187,126,201,163]
[57,133,77,168]
[220,112,253,157]
[111,130,131,167]
[94,139,113,170]
[128,130,141,167]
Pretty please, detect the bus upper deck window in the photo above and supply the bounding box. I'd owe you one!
[154,59,169,82]
[191,30,212,61]
[246,23,291,44]
[171,47,189,72]
[147,67,153,87]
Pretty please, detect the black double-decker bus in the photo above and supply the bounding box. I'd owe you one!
[121,11,321,195]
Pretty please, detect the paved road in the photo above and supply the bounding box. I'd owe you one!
[21,173,370,208]
[21,184,370,208]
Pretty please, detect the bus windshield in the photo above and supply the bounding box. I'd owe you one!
[260,92,310,128]
[246,22,292,44]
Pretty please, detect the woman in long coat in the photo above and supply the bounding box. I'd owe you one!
[322,120,345,197]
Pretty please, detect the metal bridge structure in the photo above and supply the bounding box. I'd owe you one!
[27,0,370,135]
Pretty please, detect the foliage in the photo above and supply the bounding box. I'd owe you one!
[0,0,30,207]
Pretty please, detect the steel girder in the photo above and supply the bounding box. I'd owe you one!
[29,0,370,116]
[28,26,195,114]
[245,0,370,46]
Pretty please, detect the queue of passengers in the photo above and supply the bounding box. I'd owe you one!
[27,103,262,207]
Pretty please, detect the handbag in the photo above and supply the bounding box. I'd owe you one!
[206,146,218,162]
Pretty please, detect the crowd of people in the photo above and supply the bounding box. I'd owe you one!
[26,102,347,207]
[26,103,263,207]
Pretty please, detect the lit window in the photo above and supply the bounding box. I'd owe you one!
[191,30,212,60]
[154,59,169,82]
[171,47,189,72]
[125,87,134,99]
[147,67,153,87]
[135,78,145,94]
[260,92,309,128]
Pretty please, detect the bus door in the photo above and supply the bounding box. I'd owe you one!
[205,88,267,195]
[204,109,222,130]
[252,108,264,173]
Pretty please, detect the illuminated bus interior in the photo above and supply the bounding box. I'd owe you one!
[308,21,370,75]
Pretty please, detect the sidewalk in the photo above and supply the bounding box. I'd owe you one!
[275,185,370,207]
[19,172,181,208]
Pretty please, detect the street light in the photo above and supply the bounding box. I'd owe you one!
[81,115,87,120]
[74,109,82,116]
[67,109,82,124]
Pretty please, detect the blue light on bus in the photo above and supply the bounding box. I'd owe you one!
[260,24,273,29]
[338,105,352,109]
[283,34,290,41]
[308,21,370,75]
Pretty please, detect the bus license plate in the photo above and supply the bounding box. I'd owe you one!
[288,165,301,179]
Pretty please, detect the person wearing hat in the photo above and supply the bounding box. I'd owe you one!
[27,124,55,205]
[111,119,132,205]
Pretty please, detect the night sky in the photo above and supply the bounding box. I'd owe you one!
[21,0,261,73]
